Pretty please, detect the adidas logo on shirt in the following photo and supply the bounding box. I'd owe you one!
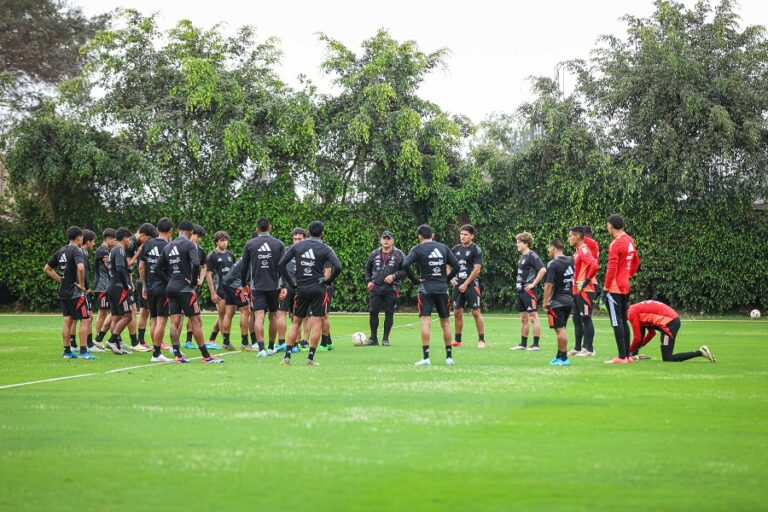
[429,248,443,259]
[302,248,316,260]
[149,247,160,257]
[59,253,67,264]
[258,243,270,252]
[169,246,180,256]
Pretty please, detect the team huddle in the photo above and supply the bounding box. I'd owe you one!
[43,213,716,367]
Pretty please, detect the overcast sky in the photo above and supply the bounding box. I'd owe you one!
[78,0,768,123]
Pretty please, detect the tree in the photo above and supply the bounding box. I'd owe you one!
[0,0,108,127]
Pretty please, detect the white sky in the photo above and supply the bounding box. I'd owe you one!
[77,0,768,123]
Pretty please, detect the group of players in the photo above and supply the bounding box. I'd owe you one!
[44,213,716,367]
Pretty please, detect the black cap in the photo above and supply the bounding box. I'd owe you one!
[381,231,393,239]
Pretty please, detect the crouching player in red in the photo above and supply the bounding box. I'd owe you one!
[628,301,716,362]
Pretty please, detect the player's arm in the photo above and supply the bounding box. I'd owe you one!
[528,266,546,290]
[324,249,342,285]
[277,246,297,288]
[460,263,482,292]
[116,253,130,290]
[365,252,375,290]
[446,248,459,281]
[188,244,200,286]
[402,249,420,285]
[43,263,61,284]
[630,247,641,278]
[604,244,618,288]
[391,250,407,282]
[240,244,251,288]
[542,264,555,311]
[127,243,142,267]
[206,268,218,301]
[628,316,643,353]
[139,260,148,299]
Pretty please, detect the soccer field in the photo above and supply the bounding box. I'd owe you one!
[0,313,766,511]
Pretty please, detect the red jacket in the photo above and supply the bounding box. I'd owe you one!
[584,236,600,260]
[628,301,678,352]
[603,232,640,294]
[572,243,598,294]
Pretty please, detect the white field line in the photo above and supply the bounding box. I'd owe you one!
[0,318,433,391]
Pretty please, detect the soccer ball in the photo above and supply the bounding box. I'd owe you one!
[352,332,367,346]
[750,309,761,319]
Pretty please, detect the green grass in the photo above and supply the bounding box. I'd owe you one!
[0,312,766,511]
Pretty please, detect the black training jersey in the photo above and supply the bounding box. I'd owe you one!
[403,241,459,294]
[222,257,250,291]
[157,235,200,294]
[278,237,342,288]
[365,247,406,291]
[207,250,234,292]
[141,237,169,293]
[277,244,299,289]
[82,248,91,291]
[545,255,574,308]
[48,244,85,299]
[126,234,142,283]
[241,233,285,291]
[452,243,483,286]
[517,251,545,291]
[108,245,131,290]
[93,245,111,292]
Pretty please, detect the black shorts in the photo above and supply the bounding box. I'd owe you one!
[278,287,295,313]
[147,289,170,318]
[370,289,398,314]
[294,285,329,318]
[453,283,481,310]
[251,289,279,313]
[134,281,148,309]
[573,291,596,318]
[107,286,134,317]
[517,289,539,313]
[167,290,201,317]
[96,291,110,311]
[224,286,249,309]
[418,291,450,319]
[60,296,91,320]
[547,306,571,329]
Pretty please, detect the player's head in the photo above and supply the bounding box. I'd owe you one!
[115,227,133,249]
[137,223,157,244]
[156,218,173,236]
[417,224,433,242]
[82,229,96,250]
[214,231,229,250]
[102,228,116,248]
[308,221,324,238]
[582,225,593,236]
[515,232,533,253]
[548,238,565,257]
[381,230,394,249]
[607,214,624,235]
[66,226,83,245]
[568,226,585,247]
[191,224,206,243]
[291,227,306,243]
[178,220,194,238]
[256,217,271,233]
[459,224,475,245]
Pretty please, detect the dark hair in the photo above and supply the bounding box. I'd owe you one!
[291,227,307,237]
[460,224,475,235]
[549,238,565,250]
[515,232,532,247]
[214,231,229,243]
[308,220,324,237]
[156,217,173,233]
[256,217,271,232]
[115,228,132,241]
[192,224,206,238]
[138,223,157,237]
[417,224,433,239]
[102,228,116,239]
[66,226,82,241]
[82,229,96,243]
[568,226,585,236]
[582,225,593,236]
[178,220,194,232]
[607,214,624,230]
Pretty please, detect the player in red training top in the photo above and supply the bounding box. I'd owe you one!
[628,301,715,362]
[568,226,599,356]
[603,214,640,364]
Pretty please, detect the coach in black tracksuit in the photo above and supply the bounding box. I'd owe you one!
[365,231,406,346]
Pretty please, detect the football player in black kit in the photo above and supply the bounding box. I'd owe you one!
[402,224,459,366]
[206,231,235,350]
[364,231,406,346]
[511,232,546,351]
[92,228,116,348]
[140,217,174,362]
[157,221,223,364]
[105,228,136,355]
[450,224,486,348]
[277,221,342,366]
[542,239,575,366]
